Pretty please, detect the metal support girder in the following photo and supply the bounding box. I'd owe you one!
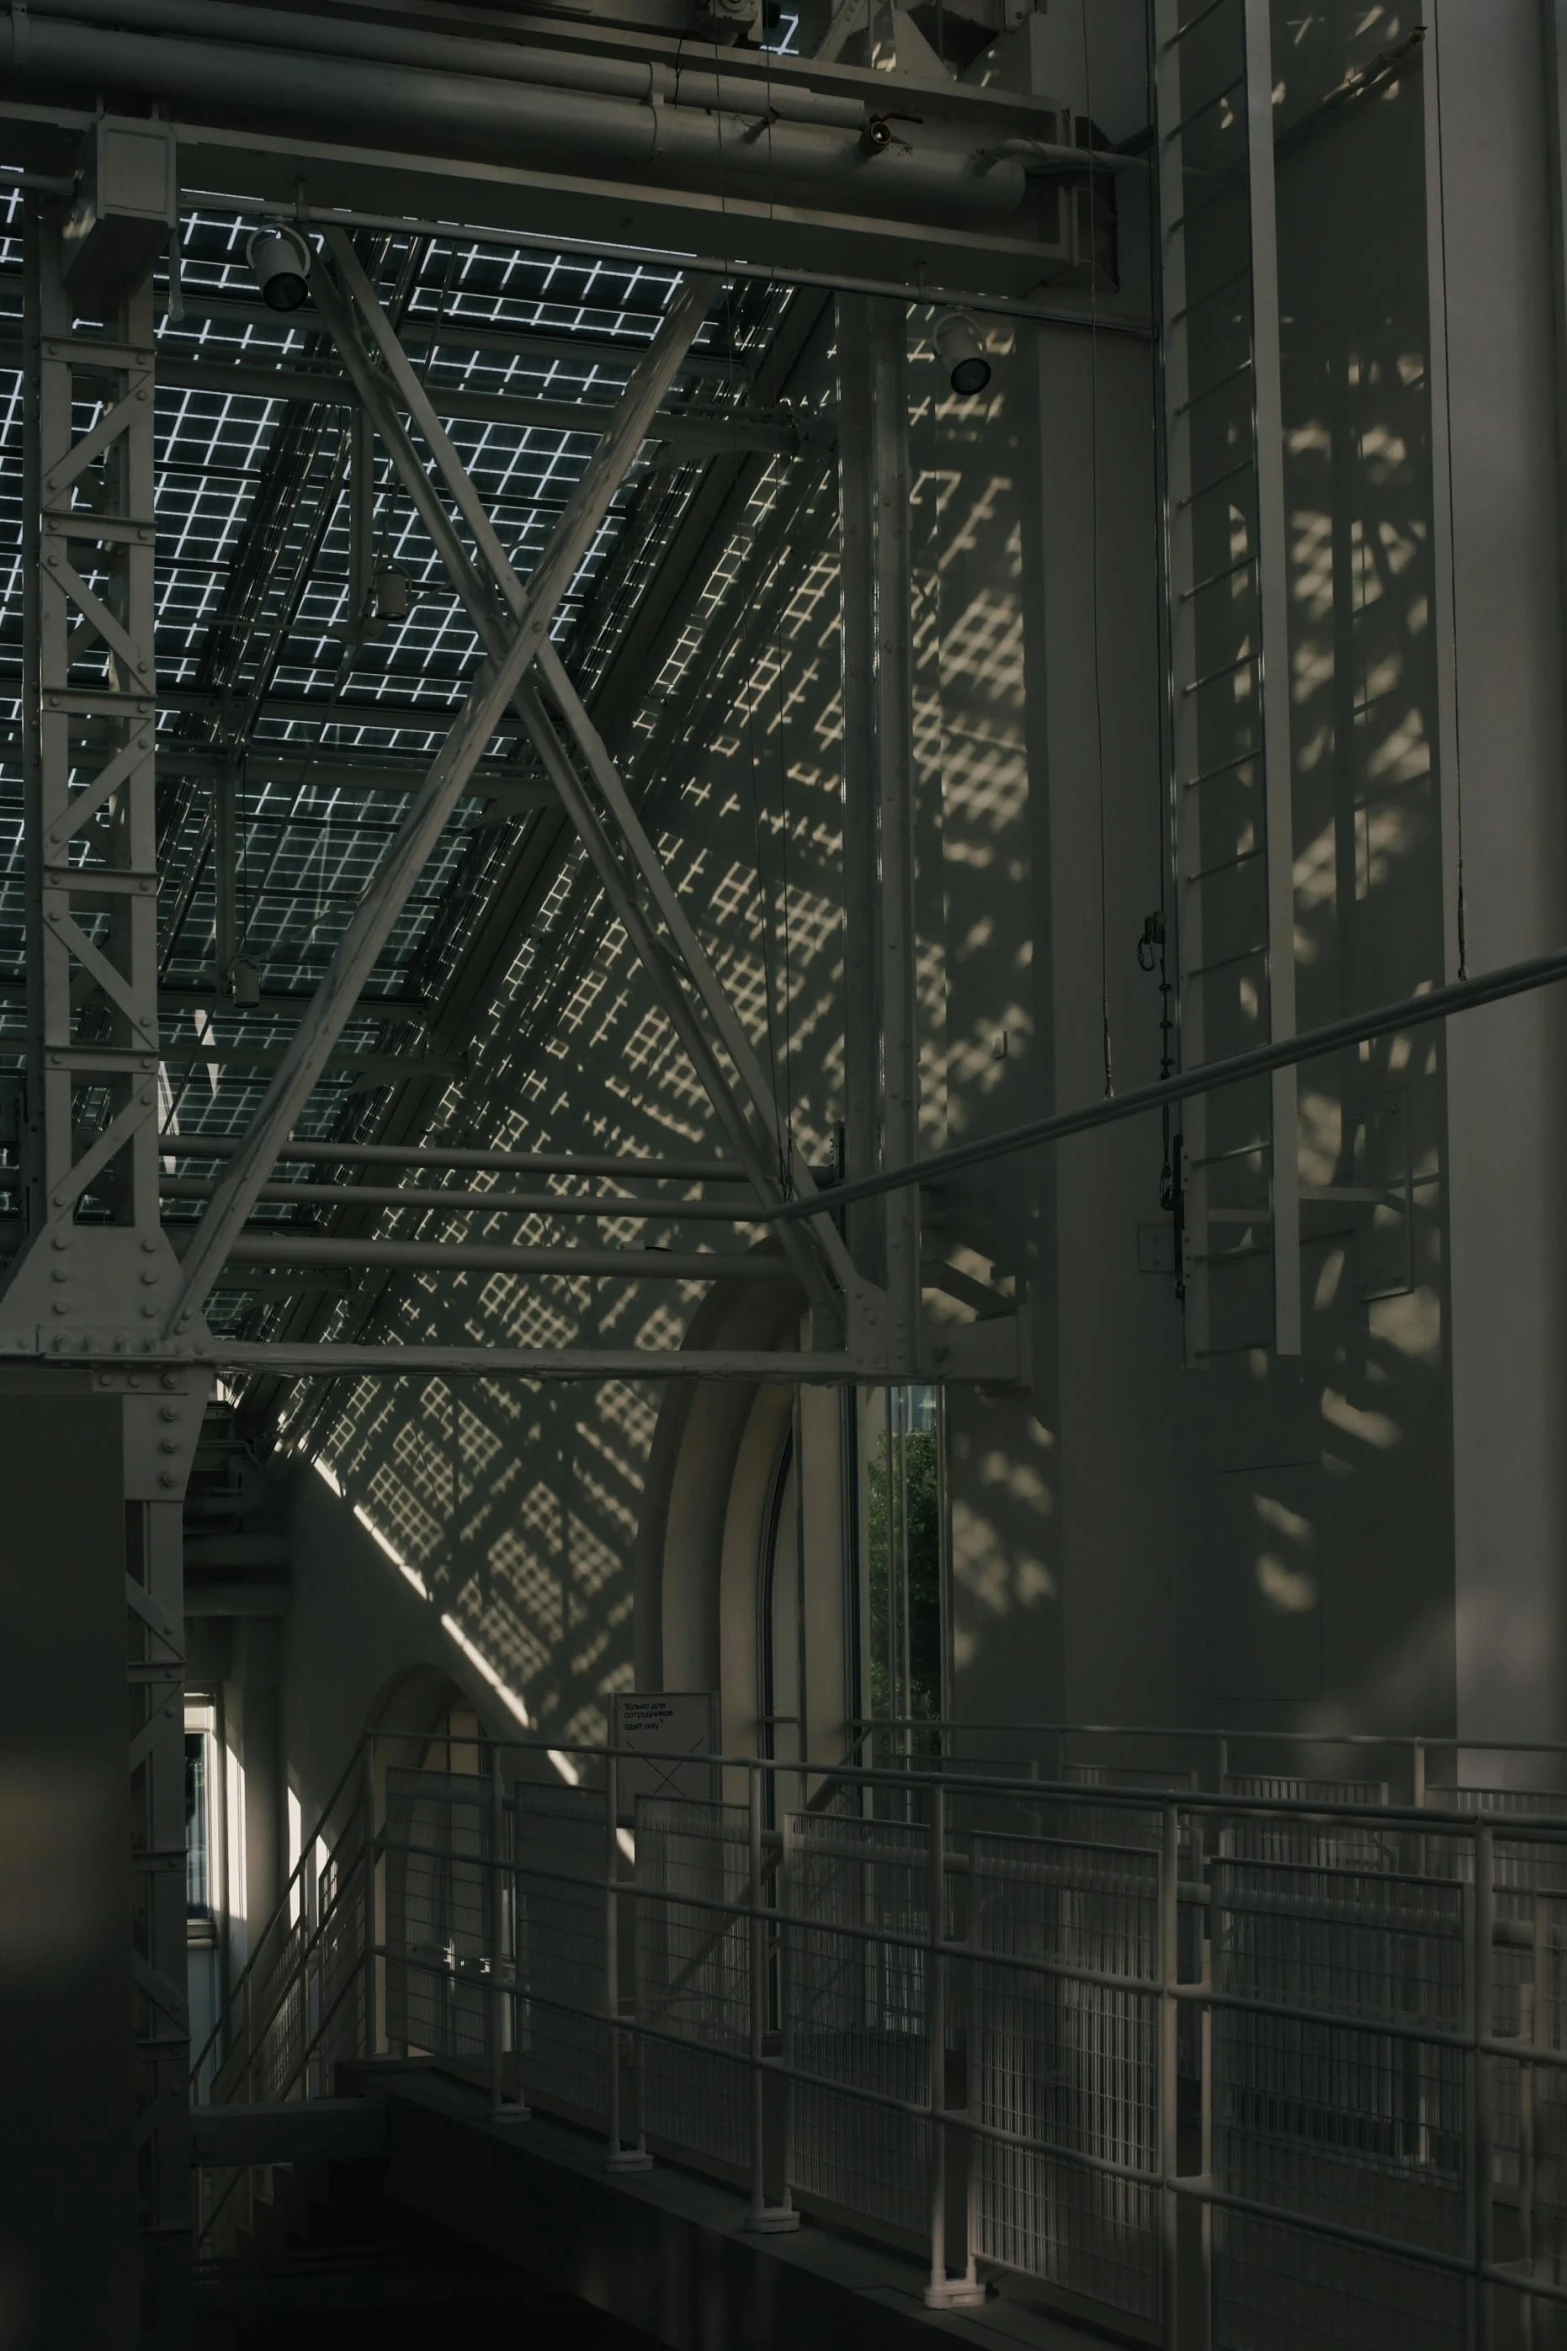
[212,758,238,984]
[836,295,921,1370]
[234,286,838,1435]
[348,402,374,634]
[159,1135,745,1181]
[515,682,846,1327]
[536,643,862,1302]
[163,262,715,1335]
[0,199,193,1357]
[194,1234,796,1278]
[8,196,208,2328]
[213,1342,934,1381]
[112,348,809,460]
[157,1175,758,1218]
[313,227,862,1335]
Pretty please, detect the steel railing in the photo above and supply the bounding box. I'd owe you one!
[192,1723,1567,2344]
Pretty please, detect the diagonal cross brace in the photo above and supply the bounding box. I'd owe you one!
[163,263,715,1333]
[317,231,860,1313]
[516,682,840,1318]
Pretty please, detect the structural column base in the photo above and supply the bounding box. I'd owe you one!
[743,2205,802,2234]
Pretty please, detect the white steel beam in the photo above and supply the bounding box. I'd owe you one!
[196,1236,801,1278]
[835,295,921,1370]
[315,231,861,1326]
[164,268,714,1333]
[213,1343,928,1381]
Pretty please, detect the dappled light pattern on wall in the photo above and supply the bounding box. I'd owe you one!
[1183,4,1455,1730]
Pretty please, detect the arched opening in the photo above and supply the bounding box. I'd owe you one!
[634,1276,854,1767]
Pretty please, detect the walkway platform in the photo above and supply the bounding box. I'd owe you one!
[336,2058,1118,2351]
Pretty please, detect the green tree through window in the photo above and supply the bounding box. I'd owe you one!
[865,1388,944,1724]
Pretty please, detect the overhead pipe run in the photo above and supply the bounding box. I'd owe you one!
[156,1135,747,1182]
[157,1175,763,1219]
[2,5,1028,220]
[769,945,1567,1224]
[15,0,871,130]
[207,1236,790,1280]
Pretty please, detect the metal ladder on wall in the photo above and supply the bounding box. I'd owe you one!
[1154,0,1300,1360]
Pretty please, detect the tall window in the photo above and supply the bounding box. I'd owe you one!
[861,1386,945,1728]
[185,1705,217,1927]
[186,1699,222,2095]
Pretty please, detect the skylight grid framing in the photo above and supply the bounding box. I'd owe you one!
[0,180,760,1347]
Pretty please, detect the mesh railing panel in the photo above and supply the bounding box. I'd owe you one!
[252,1913,307,2104]
[1219,1806,1401,1873]
[314,1857,367,2092]
[785,1809,930,2242]
[1211,2208,1467,2351]
[1211,1852,1466,2344]
[515,1781,610,2124]
[1224,1774,1391,1807]
[1063,1764,1197,1794]
[634,1796,750,2173]
[1533,1899,1567,2272]
[970,1831,1161,2320]
[384,1766,493,2063]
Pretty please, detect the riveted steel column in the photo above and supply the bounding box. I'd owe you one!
[837,295,920,1372]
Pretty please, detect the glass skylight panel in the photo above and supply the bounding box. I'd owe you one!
[0,196,762,1340]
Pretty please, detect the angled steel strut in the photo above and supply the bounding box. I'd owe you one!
[164,260,714,1333]
[307,228,863,1334]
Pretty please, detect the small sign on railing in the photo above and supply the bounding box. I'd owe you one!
[610,1692,718,1813]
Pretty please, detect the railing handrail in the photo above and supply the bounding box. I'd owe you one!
[852,1714,1567,1758]
[199,1710,1567,2108]
[348,1724,1567,1836]
[195,1718,1567,2333]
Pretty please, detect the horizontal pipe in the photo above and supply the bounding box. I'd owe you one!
[156,1134,745,1181]
[210,1235,786,1277]
[28,0,869,130]
[772,946,1567,1223]
[206,1343,876,1381]
[158,1175,760,1219]
[0,15,1026,218]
